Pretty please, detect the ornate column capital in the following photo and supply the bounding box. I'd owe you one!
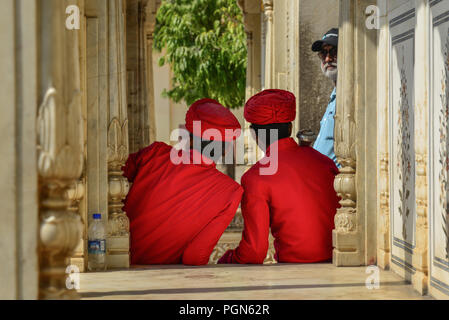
[262,0,273,21]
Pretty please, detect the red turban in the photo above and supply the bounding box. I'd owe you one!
[244,89,296,125]
[185,98,241,141]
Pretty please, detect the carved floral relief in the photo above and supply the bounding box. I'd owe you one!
[439,28,449,259]
[396,47,412,241]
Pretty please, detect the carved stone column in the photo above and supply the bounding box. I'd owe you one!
[144,0,161,145]
[1,0,39,299]
[237,0,263,201]
[67,180,86,271]
[376,0,390,270]
[71,0,89,273]
[145,32,156,143]
[84,0,110,272]
[269,0,300,135]
[139,3,150,147]
[411,0,430,295]
[236,0,266,168]
[242,24,259,166]
[333,0,360,266]
[127,0,154,153]
[126,0,139,154]
[262,0,274,89]
[37,0,84,299]
[107,0,131,269]
[333,0,378,267]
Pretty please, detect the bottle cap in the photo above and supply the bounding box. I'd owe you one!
[93,213,101,220]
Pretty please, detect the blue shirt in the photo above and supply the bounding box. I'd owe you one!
[313,87,340,168]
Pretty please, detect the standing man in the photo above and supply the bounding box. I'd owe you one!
[218,89,340,264]
[311,28,340,167]
[122,98,243,266]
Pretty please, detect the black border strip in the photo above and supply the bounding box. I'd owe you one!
[392,33,415,45]
[434,14,449,27]
[430,0,443,8]
[394,241,414,254]
[434,257,449,273]
[431,276,449,295]
[435,260,449,273]
[434,8,449,22]
[390,11,415,28]
[391,254,416,274]
[435,256,449,267]
[394,236,416,249]
[390,8,415,25]
[392,28,415,42]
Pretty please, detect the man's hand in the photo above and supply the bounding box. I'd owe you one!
[217,249,234,264]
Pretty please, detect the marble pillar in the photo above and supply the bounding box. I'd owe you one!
[106,0,131,269]
[333,0,378,267]
[37,0,85,299]
[0,0,39,300]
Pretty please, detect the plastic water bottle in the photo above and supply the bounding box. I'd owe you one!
[88,213,106,271]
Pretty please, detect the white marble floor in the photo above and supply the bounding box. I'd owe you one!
[78,263,434,300]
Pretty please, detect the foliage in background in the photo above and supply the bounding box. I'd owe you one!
[153,0,247,109]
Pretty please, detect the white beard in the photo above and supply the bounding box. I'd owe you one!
[321,62,338,82]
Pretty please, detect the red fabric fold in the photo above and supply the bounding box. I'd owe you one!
[122,142,243,265]
[217,249,234,264]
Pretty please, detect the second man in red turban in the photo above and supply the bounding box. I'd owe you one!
[218,89,340,264]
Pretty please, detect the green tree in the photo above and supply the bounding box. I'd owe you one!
[153,0,247,109]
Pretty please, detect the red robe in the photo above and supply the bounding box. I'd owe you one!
[218,137,340,264]
[122,142,243,265]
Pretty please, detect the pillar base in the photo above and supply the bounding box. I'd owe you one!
[107,254,130,269]
[69,258,86,273]
[332,230,362,266]
[39,287,80,300]
[412,270,428,295]
[377,249,390,270]
[70,239,86,272]
[390,261,413,282]
[333,250,362,266]
[107,236,130,269]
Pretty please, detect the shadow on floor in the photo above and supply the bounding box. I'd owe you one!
[81,280,409,298]
[122,262,334,272]
[91,264,287,274]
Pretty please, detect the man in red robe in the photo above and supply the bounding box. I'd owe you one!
[218,89,340,264]
[123,98,243,265]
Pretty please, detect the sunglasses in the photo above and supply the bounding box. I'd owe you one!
[318,47,337,60]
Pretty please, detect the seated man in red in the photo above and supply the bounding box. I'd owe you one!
[123,98,243,265]
[218,89,340,264]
